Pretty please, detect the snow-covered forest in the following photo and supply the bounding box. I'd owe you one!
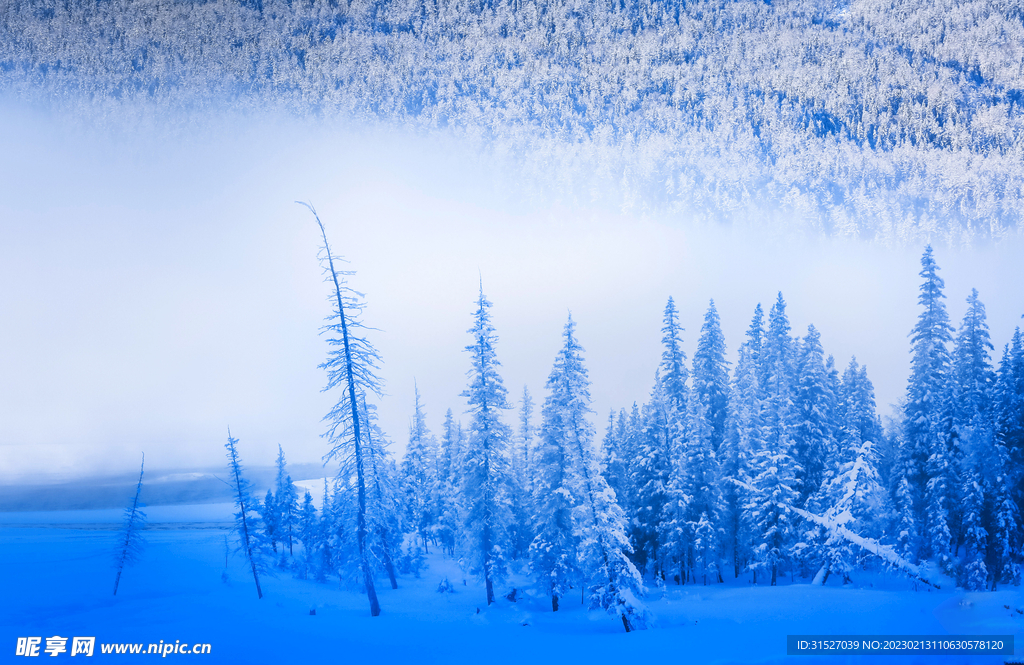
[3,0,1024,241]
[230,243,1024,631]
[3,0,1023,657]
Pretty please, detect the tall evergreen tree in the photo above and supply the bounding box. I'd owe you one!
[507,386,536,561]
[436,409,463,556]
[792,325,836,504]
[401,382,436,552]
[660,296,689,417]
[460,284,514,605]
[552,315,648,631]
[748,294,800,585]
[692,299,731,452]
[952,289,995,427]
[720,304,765,579]
[901,245,954,569]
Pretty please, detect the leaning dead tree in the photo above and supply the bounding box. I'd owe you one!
[226,430,265,599]
[299,201,384,617]
[113,453,146,595]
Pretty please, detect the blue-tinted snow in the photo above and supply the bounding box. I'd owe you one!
[0,508,1018,664]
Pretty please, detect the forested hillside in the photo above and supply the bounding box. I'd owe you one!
[3,0,1023,240]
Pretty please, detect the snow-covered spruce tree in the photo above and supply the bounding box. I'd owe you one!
[509,386,536,561]
[662,391,721,585]
[838,359,883,457]
[814,434,884,585]
[660,296,690,418]
[720,305,765,579]
[692,299,730,453]
[960,465,988,591]
[300,201,384,617]
[435,409,463,557]
[989,439,1018,590]
[550,315,648,631]
[601,407,635,513]
[261,489,278,554]
[946,290,995,552]
[225,431,269,599]
[314,479,334,583]
[361,395,401,589]
[992,342,1022,589]
[296,490,318,580]
[1003,330,1024,501]
[460,284,514,606]
[277,477,298,560]
[631,375,674,576]
[792,325,836,505]
[951,289,995,428]
[901,246,955,570]
[272,445,299,557]
[748,294,801,586]
[530,331,582,611]
[401,382,437,552]
[113,453,146,596]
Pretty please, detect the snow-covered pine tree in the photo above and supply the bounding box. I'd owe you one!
[530,323,583,611]
[436,409,463,556]
[460,284,515,605]
[315,479,333,583]
[225,431,269,599]
[262,487,281,554]
[300,201,384,617]
[748,294,801,586]
[113,453,146,596]
[989,438,1018,590]
[660,296,690,418]
[361,395,401,589]
[992,341,1022,588]
[952,289,995,428]
[272,446,299,557]
[601,408,634,509]
[792,325,836,505]
[814,434,884,585]
[547,315,648,631]
[838,359,883,454]
[663,391,721,584]
[960,464,988,591]
[631,374,674,576]
[296,490,318,580]
[720,305,765,579]
[692,299,730,452]
[509,385,536,560]
[901,246,954,569]
[401,382,437,552]
[943,291,995,553]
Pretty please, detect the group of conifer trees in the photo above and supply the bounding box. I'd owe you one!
[388,245,1024,602]
[226,242,1023,624]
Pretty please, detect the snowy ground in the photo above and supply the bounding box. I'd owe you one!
[1,505,1020,664]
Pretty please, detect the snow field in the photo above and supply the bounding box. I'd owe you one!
[2,506,1020,664]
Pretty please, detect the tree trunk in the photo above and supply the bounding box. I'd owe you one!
[380,528,398,590]
[552,594,559,612]
[315,210,379,618]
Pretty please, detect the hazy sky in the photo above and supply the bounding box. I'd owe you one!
[2,105,1023,482]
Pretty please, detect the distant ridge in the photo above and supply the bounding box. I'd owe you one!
[0,463,339,512]
[2,0,1022,242]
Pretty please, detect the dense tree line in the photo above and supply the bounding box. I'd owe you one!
[232,243,1023,629]
[3,0,1024,239]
